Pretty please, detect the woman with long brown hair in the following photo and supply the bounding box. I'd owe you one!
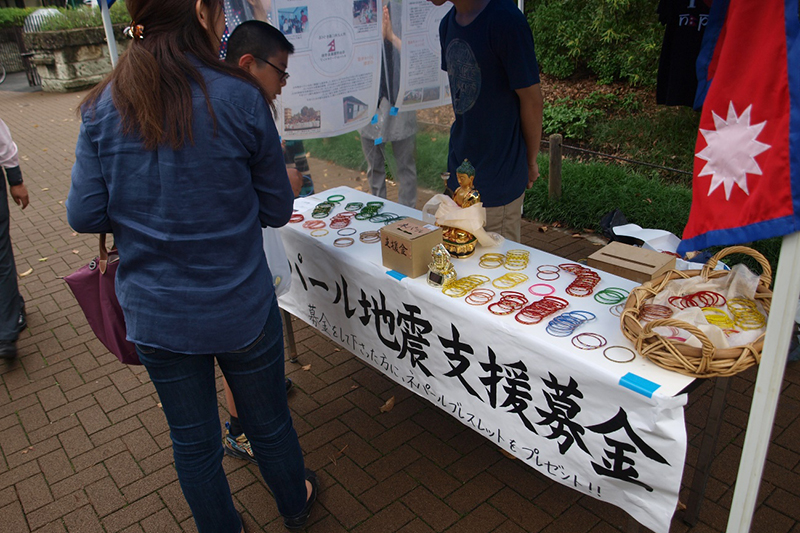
[66,1,316,531]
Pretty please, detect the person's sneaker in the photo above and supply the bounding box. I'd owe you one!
[223,422,258,465]
[0,340,17,360]
[285,377,294,393]
[283,469,318,530]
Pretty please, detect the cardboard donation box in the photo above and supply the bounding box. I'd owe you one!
[381,218,443,278]
[587,241,676,284]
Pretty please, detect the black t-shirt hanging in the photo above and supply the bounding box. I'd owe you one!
[656,0,712,107]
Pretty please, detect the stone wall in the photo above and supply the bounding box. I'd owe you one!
[23,26,129,93]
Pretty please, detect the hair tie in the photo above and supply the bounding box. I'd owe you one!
[124,23,145,40]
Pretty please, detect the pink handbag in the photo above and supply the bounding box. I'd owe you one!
[64,234,140,365]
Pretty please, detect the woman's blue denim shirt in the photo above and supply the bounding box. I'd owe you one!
[67,63,293,354]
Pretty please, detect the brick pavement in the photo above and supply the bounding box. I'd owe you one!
[2,72,800,533]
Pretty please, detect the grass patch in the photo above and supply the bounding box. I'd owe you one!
[303,130,448,192]
[525,155,692,237]
[590,106,701,182]
[303,132,366,172]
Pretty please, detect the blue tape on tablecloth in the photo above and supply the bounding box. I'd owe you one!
[619,372,661,398]
[387,270,406,280]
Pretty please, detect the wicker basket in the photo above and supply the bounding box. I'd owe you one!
[620,246,773,378]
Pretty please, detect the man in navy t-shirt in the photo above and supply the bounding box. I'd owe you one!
[432,0,542,241]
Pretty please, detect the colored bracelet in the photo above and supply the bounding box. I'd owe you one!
[492,272,529,288]
[668,290,727,309]
[603,346,636,363]
[327,194,345,203]
[329,214,352,229]
[545,310,596,337]
[504,249,530,271]
[639,304,673,321]
[465,288,496,306]
[333,237,354,247]
[337,228,357,236]
[444,275,490,298]
[594,287,630,305]
[727,298,766,330]
[370,212,402,224]
[311,201,336,219]
[528,283,555,297]
[479,253,505,269]
[560,263,601,297]
[310,229,329,237]
[289,213,305,223]
[571,332,608,350]
[359,230,381,243]
[609,303,625,317]
[302,220,326,229]
[514,295,569,325]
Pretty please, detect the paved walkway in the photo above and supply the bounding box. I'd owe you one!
[2,73,800,533]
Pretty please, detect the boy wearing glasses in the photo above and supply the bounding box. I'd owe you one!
[430,0,542,242]
[221,20,299,464]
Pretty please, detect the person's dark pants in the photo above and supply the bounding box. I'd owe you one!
[136,296,307,533]
[283,140,309,173]
[0,179,22,343]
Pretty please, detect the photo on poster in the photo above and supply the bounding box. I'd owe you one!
[352,0,378,26]
[402,86,440,105]
[343,96,369,123]
[285,105,321,131]
[278,6,309,35]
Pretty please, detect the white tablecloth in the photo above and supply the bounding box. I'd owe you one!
[279,187,693,533]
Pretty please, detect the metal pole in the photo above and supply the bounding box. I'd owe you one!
[98,0,118,69]
[726,231,800,532]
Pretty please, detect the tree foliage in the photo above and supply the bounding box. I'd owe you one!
[527,0,663,86]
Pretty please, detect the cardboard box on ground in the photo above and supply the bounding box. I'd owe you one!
[588,242,676,284]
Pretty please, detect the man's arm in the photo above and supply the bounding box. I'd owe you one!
[286,167,303,197]
[515,83,543,188]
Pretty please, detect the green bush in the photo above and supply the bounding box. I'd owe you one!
[37,3,130,31]
[543,98,603,139]
[0,8,37,28]
[527,0,662,86]
[542,91,643,141]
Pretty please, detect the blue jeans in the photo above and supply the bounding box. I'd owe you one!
[0,178,23,342]
[137,296,306,533]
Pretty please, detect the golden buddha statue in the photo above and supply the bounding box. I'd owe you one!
[441,159,480,258]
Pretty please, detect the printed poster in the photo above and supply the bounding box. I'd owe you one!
[270,0,383,140]
[396,0,450,112]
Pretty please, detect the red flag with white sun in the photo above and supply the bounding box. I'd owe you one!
[677,0,800,254]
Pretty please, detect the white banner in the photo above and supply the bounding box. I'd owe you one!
[279,187,692,533]
[395,0,450,112]
[270,0,383,139]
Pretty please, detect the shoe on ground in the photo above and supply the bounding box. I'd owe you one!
[283,468,318,530]
[18,305,26,332]
[223,422,258,465]
[0,340,17,360]
[285,377,293,393]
